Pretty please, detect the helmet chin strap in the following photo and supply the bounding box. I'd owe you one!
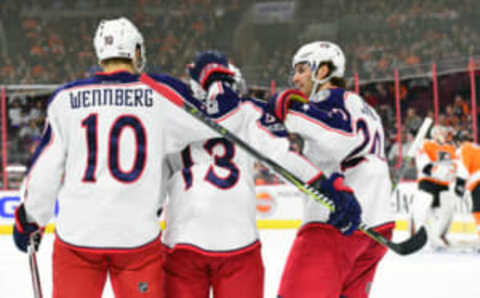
[309,69,332,99]
[136,59,145,73]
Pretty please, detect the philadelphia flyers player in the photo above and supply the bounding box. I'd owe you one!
[412,125,457,249]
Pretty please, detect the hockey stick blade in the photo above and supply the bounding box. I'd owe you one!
[140,74,425,255]
[362,226,427,255]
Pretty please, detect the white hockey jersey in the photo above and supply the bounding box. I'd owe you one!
[162,83,324,252]
[284,88,394,228]
[22,71,234,250]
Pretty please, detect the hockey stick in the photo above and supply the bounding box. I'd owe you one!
[392,117,433,190]
[140,74,426,255]
[28,231,43,298]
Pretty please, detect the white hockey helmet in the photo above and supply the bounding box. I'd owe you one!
[93,17,146,72]
[292,41,346,85]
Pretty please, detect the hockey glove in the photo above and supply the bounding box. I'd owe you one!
[267,89,309,122]
[311,173,362,236]
[188,50,234,90]
[13,204,43,253]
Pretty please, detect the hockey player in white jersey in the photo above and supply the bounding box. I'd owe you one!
[11,18,281,298]
[159,51,362,298]
[266,41,395,298]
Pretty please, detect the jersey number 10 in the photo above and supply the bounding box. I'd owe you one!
[81,113,147,183]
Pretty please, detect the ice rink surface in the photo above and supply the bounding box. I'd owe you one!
[1,230,480,298]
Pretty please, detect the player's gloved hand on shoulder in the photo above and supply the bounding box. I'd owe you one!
[310,173,362,236]
[267,89,309,122]
[188,50,234,90]
[13,204,43,253]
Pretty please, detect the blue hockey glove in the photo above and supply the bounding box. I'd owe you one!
[188,50,234,90]
[13,204,43,253]
[267,89,309,122]
[310,173,362,236]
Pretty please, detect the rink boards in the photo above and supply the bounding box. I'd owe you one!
[0,182,477,240]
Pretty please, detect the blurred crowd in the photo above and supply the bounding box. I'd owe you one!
[1,0,480,187]
[246,0,480,85]
[2,1,480,85]
[0,0,244,84]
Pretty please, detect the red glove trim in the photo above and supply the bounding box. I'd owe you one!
[306,171,325,185]
[14,204,41,234]
[198,63,234,89]
[332,176,353,193]
[274,89,308,122]
[14,206,25,233]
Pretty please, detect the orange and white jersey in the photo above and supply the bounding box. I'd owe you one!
[456,142,480,191]
[415,140,456,186]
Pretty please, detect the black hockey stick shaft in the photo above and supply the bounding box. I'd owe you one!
[140,74,426,255]
[28,232,43,298]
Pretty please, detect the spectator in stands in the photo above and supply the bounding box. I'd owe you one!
[28,101,45,123]
[388,129,413,166]
[444,104,459,127]
[18,118,42,144]
[8,98,24,132]
[405,107,422,134]
[453,94,469,123]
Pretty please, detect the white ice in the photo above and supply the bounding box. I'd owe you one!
[1,230,480,298]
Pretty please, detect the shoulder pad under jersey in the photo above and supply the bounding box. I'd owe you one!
[289,88,353,133]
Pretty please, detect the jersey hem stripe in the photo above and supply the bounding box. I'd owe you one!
[163,239,261,257]
[54,232,162,254]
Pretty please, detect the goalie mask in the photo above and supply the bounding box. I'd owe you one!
[291,41,345,97]
[94,17,146,72]
[430,125,448,144]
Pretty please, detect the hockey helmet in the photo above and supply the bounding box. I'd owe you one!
[93,17,146,72]
[292,41,346,85]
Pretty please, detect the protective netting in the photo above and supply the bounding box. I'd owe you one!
[0,85,57,189]
[1,59,478,188]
